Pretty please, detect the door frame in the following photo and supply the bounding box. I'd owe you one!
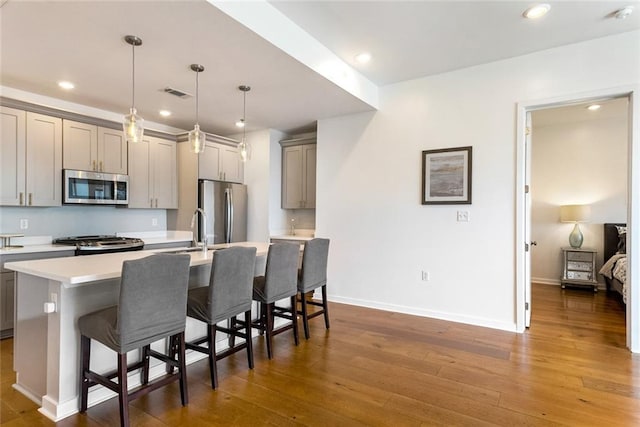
[515,85,639,352]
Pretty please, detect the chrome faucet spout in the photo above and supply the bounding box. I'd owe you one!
[191,208,208,254]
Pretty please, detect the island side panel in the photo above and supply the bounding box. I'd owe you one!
[13,273,49,403]
[41,277,121,421]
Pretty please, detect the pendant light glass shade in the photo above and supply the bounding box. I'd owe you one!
[124,107,144,143]
[189,64,206,154]
[123,36,144,143]
[239,136,249,162]
[238,85,251,162]
[189,123,206,154]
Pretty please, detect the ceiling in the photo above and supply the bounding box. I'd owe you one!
[1,1,638,138]
[532,97,629,127]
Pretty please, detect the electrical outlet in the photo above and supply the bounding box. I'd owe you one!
[456,211,470,222]
[421,270,430,281]
[152,218,158,226]
[19,218,29,229]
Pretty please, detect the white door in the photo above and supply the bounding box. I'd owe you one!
[524,111,533,328]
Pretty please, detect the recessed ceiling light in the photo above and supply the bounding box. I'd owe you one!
[587,104,601,111]
[354,52,372,64]
[615,6,634,19]
[159,110,172,117]
[236,119,245,128]
[58,81,74,90]
[523,4,551,19]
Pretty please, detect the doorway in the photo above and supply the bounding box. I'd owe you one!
[515,87,639,352]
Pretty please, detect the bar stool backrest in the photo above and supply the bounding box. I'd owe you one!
[263,243,299,301]
[208,246,257,323]
[299,238,330,293]
[117,253,191,353]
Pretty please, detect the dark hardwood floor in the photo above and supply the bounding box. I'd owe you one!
[1,283,638,426]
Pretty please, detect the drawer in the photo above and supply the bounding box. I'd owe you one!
[567,271,593,281]
[567,261,593,271]
[566,251,593,262]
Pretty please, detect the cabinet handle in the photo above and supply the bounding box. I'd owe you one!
[92,160,96,171]
[150,198,154,208]
[99,161,103,172]
[155,198,158,208]
[28,193,33,206]
[19,192,24,205]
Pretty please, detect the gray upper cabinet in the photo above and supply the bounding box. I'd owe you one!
[198,141,243,183]
[128,135,177,209]
[281,134,316,209]
[63,119,127,174]
[1,107,62,206]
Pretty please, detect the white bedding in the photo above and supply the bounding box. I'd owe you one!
[599,254,627,303]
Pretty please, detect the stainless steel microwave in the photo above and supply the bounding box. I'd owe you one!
[63,169,129,205]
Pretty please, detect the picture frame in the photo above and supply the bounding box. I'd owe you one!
[421,146,472,205]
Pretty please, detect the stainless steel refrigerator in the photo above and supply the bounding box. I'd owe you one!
[197,180,248,244]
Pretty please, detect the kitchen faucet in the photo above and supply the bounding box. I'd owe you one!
[190,208,208,254]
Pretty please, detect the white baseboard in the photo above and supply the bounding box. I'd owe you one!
[327,295,517,333]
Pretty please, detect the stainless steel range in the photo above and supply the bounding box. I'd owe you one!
[53,235,145,255]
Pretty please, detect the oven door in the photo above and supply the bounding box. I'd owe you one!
[64,169,129,205]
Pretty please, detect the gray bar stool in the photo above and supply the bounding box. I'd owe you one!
[298,238,330,339]
[252,242,300,359]
[185,246,257,389]
[78,253,191,427]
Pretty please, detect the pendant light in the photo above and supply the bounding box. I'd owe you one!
[123,35,144,143]
[238,85,251,162]
[188,64,206,154]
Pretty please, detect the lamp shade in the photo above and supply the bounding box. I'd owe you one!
[560,205,591,223]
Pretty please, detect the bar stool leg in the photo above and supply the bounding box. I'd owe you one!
[228,316,237,347]
[244,309,254,369]
[265,303,274,359]
[290,295,299,346]
[117,352,129,427]
[321,285,330,330]
[141,344,151,384]
[300,293,310,339]
[208,324,218,389]
[79,335,91,412]
[177,332,188,405]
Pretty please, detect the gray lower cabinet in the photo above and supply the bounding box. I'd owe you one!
[0,250,75,338]
[1,271,15,338]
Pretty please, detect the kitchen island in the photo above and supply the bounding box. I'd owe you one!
[4,242,270,422]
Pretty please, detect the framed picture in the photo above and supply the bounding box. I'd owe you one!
[422,146,472,205]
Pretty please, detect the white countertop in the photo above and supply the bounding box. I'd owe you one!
[270,228,315,242]
[4,241,270,287]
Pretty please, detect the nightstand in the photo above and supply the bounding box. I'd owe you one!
[561,247,598,292]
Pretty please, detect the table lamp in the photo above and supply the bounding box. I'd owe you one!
[560,204,591,249]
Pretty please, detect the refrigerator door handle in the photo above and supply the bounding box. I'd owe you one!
[225,188,234,243]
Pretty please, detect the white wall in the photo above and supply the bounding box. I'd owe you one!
[240,128,288,242]
[531,114,628,285]
[317,31,640,331]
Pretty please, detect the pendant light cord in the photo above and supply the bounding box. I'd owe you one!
[195,71,200,125]
[242,89,246,140]
[131,42,135,109]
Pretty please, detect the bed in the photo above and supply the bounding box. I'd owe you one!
[599,223,627,303]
